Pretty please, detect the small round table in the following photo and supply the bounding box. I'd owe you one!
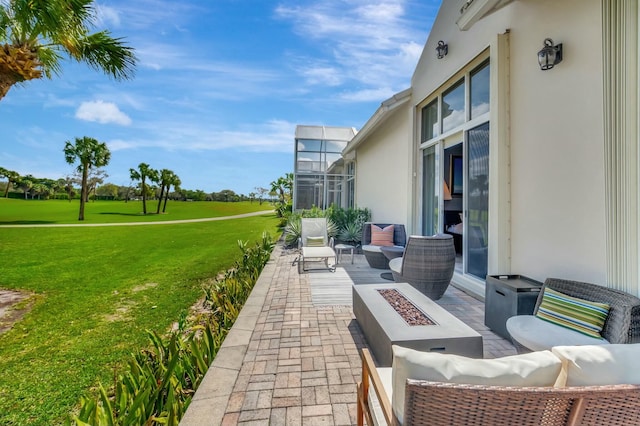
[379,246,404,280]
[334,244,355,264]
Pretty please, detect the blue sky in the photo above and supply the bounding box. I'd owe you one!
[1,0,440,195]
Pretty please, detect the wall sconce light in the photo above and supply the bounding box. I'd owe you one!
[537,38,563,70]
[436,40,448,59]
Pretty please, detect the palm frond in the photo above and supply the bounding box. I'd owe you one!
[30,45,62,78]
[74,31,136,80]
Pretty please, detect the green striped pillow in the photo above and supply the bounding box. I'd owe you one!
[536,288,610,338]
[306,236,325,247]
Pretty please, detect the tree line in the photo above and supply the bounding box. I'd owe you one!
[1,137,278,221]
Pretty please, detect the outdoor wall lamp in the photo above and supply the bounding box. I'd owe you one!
[537,38,563,70]
[436,40,448,59]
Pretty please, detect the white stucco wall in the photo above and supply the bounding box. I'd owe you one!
[355,104,412,225]
[410,0,607,284]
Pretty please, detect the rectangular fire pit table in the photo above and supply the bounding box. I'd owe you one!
[353,282,483,366]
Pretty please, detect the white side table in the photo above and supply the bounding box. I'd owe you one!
[334,244,355,264]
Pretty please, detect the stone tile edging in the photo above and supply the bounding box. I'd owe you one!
[180,243,283,425]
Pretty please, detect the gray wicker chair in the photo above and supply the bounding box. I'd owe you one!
[389,234,455,300]
[507,278,640,352]
[361,223,406,269]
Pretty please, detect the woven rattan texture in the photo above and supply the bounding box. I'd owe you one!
[391,235,455,300]
[402,380,640,426]
[534,278,640,344]
[362,223,406,269]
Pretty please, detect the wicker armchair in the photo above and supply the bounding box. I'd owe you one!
[388,234,455,300]
[361,223,406,269]
[507,278,640,352]
[357,348,640,426]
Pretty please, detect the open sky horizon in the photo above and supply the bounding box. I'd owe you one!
[1,0,440,195]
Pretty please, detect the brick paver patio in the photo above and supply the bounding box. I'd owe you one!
[181,242,516,425]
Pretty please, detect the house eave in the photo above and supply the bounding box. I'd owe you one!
[456,0,514,31]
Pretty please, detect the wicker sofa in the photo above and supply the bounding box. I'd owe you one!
[357,344,640,425]
[361,223,406,269]
[506,278,640,352]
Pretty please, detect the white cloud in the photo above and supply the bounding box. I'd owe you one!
[95,3,121,27]
[107,119,295,153]
[75,100,132,126]
[275,0,435,101]
[339,87,397,102]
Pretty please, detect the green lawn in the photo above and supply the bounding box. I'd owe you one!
[0,201,280,425]
[0,198,273,224]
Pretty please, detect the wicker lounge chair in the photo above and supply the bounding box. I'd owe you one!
[297,218,336,273]
[361,223,406,269]
[388,234,455,300]
[507,278,640,352]
[357,347,640,426]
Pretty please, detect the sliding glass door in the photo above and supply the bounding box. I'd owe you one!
[422,145,440,236]
[465,122,490,279]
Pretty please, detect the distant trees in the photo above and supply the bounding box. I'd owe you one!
[1,162,278,207]
[255,187,268,205]
[0,167,19,197]
[63,136,111,220]
[156,169,180,214]
[130,163,158,214]
[17,176,32,199]
[0,0,136,100]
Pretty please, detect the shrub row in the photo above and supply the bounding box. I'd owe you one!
[70,233,275,425]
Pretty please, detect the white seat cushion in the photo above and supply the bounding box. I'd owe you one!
[391,345,562,424]
[301,246,335,259]
[506,315,609,352]
[552,343,640,386]
[389,257,402,274]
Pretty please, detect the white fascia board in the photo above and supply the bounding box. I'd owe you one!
[343,88,412,155]
[456,0,513,31]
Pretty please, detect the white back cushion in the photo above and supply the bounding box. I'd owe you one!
[391,345,562,424]
[552,343,640,386]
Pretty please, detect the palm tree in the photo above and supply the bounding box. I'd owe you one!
[156,169,179,214]
[0,0,136,100]
[64,136,111,220]
[16,176,31,199]
[0,167,19,197]
[130,163,157,215]
[163,173,180,213]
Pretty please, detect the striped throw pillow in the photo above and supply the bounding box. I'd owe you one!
[306,236,325,247]
[535,288,610,338]
[371,224,394,246]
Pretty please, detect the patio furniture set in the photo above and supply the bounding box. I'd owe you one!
[356,276,640,425]
[296,219,640,424]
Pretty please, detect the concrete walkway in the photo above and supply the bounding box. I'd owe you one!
[181,242,517,425]
[0,209,274,228]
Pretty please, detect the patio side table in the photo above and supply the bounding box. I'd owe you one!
[334,244,355,264]
[484,275,542,340]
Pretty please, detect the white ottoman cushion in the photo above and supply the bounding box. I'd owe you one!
[506,315,609,352]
